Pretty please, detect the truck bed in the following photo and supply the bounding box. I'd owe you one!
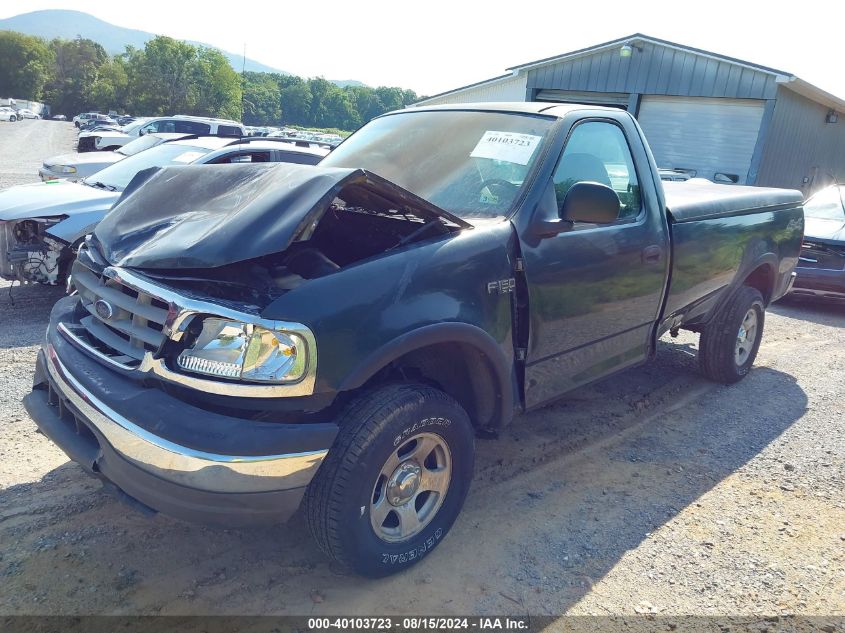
[664,179,803,223]
[661,179,804,332]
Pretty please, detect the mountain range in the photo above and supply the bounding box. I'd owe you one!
[0,10,365,87]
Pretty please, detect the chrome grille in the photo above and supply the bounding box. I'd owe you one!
[71,260,170,365]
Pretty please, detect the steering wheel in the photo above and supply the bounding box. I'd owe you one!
[478,179,519,204]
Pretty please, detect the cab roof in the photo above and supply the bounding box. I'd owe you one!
[403,101,621,118]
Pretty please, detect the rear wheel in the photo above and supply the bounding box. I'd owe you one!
[699,285,765,384]
[305,383,474,577]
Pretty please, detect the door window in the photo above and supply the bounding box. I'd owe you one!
[175,120,211,134]
[553,121,642,220]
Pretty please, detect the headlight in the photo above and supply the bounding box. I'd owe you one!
[58,165,77,174]
[177,318,308,383]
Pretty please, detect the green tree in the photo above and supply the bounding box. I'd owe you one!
[0,31,53,100]
[89,56,129,112]
[128,36,197,114]
[44,37,109,114]
[374,86,406,112]
[192,47,241,119]
[347,85,385,124]
[242,71,281,125]
[307,77,335,127]
[280,82,312,125]
[323,89,361,130]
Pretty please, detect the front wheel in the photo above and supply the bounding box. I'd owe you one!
[699,285,765,384]
[305,383,475,577]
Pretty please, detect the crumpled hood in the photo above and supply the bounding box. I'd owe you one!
[94,163,470,270]
[44,151,124,167]
[804,217,845,243]
[0,181,118,221]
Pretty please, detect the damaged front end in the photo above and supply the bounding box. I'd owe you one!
[0,217,70,285]
[57,163,472,401]
[90,163,472,305]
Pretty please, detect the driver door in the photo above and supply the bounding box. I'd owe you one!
[520,118,669,408]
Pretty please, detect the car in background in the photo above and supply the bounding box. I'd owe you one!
[0,137,329,284]
[73,112,101,127]
[17,108,39,119]
[39,133,190,182]
[77,115,245,152]
[790,184,845,302]
[52,115,68,121]
[0,107,19,122]
[78,115,119,132]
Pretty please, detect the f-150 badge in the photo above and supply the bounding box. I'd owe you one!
[487,278,516,294]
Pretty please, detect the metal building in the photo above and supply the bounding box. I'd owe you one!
[416,34,845,194]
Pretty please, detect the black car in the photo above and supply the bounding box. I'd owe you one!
[791,185,845,301]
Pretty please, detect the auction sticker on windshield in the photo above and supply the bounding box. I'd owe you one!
[470,131,542,165]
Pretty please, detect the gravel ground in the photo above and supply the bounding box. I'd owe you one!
[0,121,843,617]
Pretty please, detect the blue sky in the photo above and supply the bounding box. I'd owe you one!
[2,0,843,99]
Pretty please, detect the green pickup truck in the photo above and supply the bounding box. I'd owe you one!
[24,103,804,577]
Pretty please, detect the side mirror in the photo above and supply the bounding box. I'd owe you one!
[560,181,620,224]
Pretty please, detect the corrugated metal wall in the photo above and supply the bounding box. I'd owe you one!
[526,42,779,100]
[756,86,845,195]
[418,74,528,106]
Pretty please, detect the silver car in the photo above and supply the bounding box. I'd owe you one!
[39,133,188,182]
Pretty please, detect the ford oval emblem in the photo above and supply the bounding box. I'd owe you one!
[94,299,114,320]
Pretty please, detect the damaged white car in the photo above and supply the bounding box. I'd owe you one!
[0,137,329,284]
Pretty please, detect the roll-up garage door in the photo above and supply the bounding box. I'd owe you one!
[637,96,765,184]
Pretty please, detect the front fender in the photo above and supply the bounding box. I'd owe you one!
[261,220,520,422]
[339,321,515,426]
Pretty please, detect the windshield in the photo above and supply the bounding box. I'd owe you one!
[320,110,555,219]
[84,143,209,191]
[121,119,147,135]
[804,186,845,221]
[117,134,164,157]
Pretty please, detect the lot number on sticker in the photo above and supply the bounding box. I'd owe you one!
[470,131,542,165]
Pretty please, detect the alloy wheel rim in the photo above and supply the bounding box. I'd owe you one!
[735,308,758,366]
[370,432,452,543]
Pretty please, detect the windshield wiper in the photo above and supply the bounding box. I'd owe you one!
[86,181,117,191]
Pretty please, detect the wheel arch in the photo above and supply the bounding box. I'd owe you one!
[338,323,515,430]
[741,260,777,305]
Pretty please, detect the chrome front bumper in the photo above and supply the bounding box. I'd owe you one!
[42,344,327,494]
[23,300,338,525]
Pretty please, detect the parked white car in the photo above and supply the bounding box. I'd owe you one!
[77,115,246,152]
[0,107,19,122]
[39,133,188,182]
[72,112,101,128]
[17,108,39,119]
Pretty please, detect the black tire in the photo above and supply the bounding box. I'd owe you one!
[699,285,765,384]
[305,383,475,577]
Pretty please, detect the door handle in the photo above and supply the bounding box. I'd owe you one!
[642,245,663,264]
